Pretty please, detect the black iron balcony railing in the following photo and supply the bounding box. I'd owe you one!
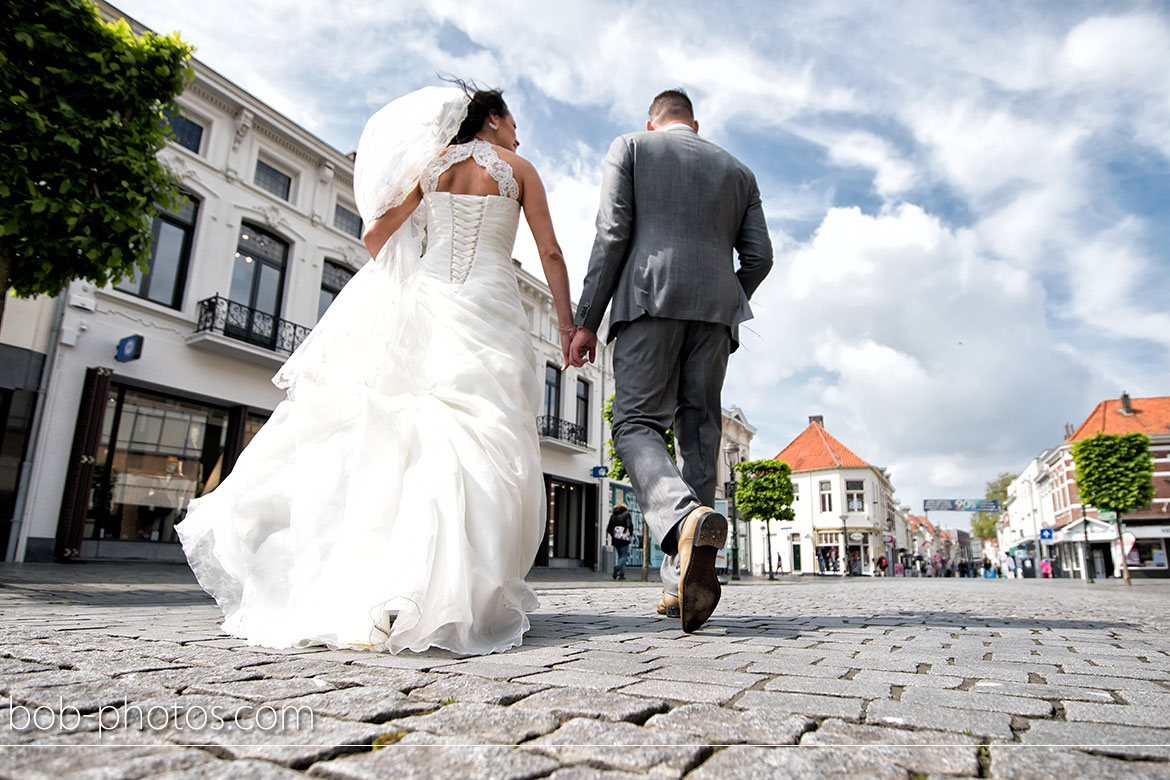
[537,415,588,447]
[195,295,310,356]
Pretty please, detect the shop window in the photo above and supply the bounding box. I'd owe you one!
[1126,539,1167,568]
[84,388,229,544]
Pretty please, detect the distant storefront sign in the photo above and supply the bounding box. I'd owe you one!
[924,499,1000,513]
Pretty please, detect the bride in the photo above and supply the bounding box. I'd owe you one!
[176,83,576,656]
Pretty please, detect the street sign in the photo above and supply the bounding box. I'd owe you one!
[1098,511,1117,521]
[590,466,608,478]
[1040,528,1053,540]
[924,499,1000,513]
[115,334,144,362]
[1122,532,1136,554]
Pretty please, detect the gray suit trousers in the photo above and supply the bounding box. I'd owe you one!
[611,315,730,596]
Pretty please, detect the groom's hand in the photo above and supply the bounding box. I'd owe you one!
[569,328,597,368]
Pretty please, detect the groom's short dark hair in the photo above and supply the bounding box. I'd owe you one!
[649,89,694,123]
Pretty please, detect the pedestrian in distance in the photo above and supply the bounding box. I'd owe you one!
[606,503,635,581]
[569,88,773,632]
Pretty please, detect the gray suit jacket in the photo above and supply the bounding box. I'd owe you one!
[574,126,773,350]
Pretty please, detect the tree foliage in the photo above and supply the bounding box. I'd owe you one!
[1072,432,1155,587]
[970,471,1014,539]
[602,394,675,483]
[1072,434,1155,515]
[734,459,795,524]
[1,0,193,321]
[734,459,795,579]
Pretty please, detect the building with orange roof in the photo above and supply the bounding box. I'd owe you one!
[768,415,899,577]
[1003,393,1170,581]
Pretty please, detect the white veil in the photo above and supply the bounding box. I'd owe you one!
[272,87,470,396]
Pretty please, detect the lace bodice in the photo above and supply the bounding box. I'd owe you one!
[421,139,520,200]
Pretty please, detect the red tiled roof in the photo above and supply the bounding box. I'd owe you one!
[775,419,869,472]
[1070,395,1170,441]
[908,514,936,535]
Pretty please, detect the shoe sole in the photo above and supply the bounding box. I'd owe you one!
[680,511,728,633]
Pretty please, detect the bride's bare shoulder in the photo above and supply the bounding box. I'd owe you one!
[495,146,537,178]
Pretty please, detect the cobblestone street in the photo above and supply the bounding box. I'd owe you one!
[2,564,1169,778]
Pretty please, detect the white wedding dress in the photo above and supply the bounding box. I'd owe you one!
[177,135,546,656]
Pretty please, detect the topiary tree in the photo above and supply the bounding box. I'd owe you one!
[1071,432,1155,587]
[1,0,194,323]
[734,459,795,580]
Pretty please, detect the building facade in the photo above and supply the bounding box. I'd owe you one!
[1000,393,1170,580]
[770,415,898,576]
[5,3,610,568]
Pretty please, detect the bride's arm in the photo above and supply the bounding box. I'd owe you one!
[361,184,423,260]
[512,157,575,370]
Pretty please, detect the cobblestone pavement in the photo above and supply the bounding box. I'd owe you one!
[2,563,1170,779]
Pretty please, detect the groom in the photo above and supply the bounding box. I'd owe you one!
[569,89,772,632]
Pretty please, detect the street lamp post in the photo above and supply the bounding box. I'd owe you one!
[723,443,741,581]
[1081,504,1094,584]
[839,513,849,576]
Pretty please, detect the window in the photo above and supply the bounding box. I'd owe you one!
[819,481,833,513]
[254,159,292,201]
[318,260,354,321]
[84,387,229,544]
[544,364,561,419]
[162,108,203,154]
[792,483,799,500]
[116,194,198,309]
[1127,540,1167,569]
[846,480,865,512]
[334,203,362,239]
[228,223,288,348]
[575,379,590,433]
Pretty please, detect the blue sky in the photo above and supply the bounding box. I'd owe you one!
[114,0,1170,521]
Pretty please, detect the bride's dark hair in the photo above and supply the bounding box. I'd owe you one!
[443,76,509,145]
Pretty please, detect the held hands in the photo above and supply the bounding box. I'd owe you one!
[568,327,597,368]
[559,326,575,370]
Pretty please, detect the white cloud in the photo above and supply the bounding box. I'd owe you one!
[725,203,1106,506]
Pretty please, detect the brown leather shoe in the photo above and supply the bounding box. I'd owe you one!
[657,592,680,618]
[676,506,728,633]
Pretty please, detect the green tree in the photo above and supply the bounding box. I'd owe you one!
[1071,432,1155,587]
[1,0,194,322]
[602,394,674,483]
[970,471,1014,539]
[734,459,795,580]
